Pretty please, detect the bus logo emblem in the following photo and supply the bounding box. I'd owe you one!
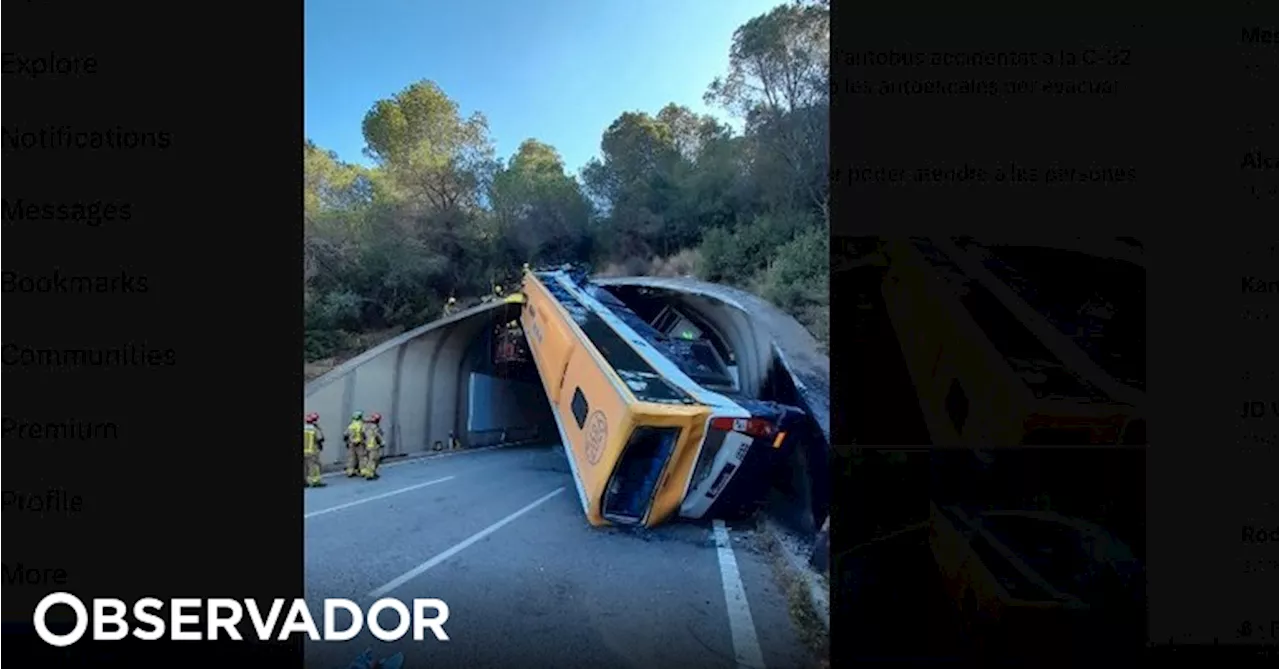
[585,411,608,466]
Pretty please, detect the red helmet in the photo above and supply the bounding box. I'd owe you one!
[305,412,320,424]
[369,412,382,423]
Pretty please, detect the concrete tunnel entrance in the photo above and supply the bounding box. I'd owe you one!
[454,303,555,450]
[448,288,830,535]
[306,279,830,538]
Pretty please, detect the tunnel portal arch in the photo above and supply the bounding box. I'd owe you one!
[304,278,831,533]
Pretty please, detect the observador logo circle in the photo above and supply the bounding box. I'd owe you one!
[584,410,608,465]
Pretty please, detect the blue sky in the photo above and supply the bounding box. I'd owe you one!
[305,0,781,175]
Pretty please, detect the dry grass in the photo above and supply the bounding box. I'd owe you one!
[796,305,829,352]
[753,522,830,669]
[598,248,702,279]
[304,359,338,381]
[648,248,701,277]
[304,327,405,381]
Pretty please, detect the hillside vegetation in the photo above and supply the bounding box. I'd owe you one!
[305,0,830,367]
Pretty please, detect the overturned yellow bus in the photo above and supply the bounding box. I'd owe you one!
[519,267,804,528]
[881,237,1146,446]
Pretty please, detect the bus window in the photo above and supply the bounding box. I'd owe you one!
[669,339,734,389]
[615,369,693,404]
[603,426,682,524]
[571,387,589,429]
[543,276,694,405]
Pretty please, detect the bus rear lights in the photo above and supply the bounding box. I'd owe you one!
[711,417,776,438]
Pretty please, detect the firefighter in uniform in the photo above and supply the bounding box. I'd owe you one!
[303,412,326,487]
[360,412,385,480]
[442,296,458,317]
[343,411,365,477]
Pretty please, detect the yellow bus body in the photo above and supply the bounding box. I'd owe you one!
[881,237,1143,446]
[519,271,710,527]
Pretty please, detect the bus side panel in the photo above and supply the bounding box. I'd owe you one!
[557,347,635,525]
[521,278,603,521]
[522,273,635,526]
[882,238,1027,445]
[521,279,575,405]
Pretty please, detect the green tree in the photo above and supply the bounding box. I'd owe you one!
[583,105,733,259]
[360,80,500,294]
[304,2,833,368]
[490,139,593,265]
[706,0,830,219]
[361,80,495,212]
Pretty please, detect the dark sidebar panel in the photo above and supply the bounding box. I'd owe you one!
[830,4,1276,667]
[2,2,305,667]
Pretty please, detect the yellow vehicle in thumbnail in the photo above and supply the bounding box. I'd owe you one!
[519,267,802,528]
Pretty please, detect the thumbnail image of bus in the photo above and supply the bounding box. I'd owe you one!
[880,237,1146,446]
[519,266,804,528]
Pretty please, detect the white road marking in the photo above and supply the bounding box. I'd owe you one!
[366,487,567,599]
[713,520,767,669]
[319,444,512,479]
[304,476,455,519]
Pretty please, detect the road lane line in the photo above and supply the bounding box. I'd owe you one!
[367,487,566,598]
[319,444,514,478]
[304,476,455,519]
[712,520,767,669]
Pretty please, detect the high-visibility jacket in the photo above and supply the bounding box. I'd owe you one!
[362,423,383,449]
[303,424,324,455]
[345,420,364,445]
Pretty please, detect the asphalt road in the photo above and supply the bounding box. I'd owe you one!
[303,444,815,669]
